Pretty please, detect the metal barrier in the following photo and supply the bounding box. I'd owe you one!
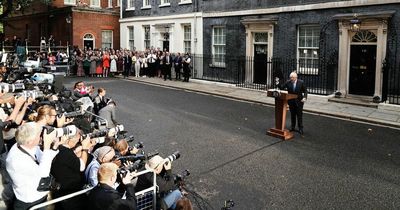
[29,169,157,210]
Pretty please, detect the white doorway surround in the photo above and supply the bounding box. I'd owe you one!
[241,18,275,84]
[336,11,394,100]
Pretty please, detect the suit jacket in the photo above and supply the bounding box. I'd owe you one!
[99,104,117,128]
[281,79,308,106]
[88,183,136,210]
[162,55,172,68]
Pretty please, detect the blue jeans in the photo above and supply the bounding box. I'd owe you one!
[163,189,182,209]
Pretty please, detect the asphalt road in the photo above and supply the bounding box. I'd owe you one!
[2,77,399,210]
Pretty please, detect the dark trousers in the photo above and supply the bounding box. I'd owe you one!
[174,66,181,80]
[289,101,304,130]
[148,63,155,77]
[14,195,47,210]
[123,66,131,78]
[164,66,171,80]
[183,67,190,82]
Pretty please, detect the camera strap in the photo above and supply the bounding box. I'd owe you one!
[17,144,39,165]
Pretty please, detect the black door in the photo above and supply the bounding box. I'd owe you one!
[349,45,376,96]
[163,41,170,52]
[253,44,268,84]
[84,40,94,50]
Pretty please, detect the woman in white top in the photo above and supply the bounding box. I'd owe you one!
[110,51,117,74]
[134,53,141,77]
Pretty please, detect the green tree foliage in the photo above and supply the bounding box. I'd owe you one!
[0,0,51,20]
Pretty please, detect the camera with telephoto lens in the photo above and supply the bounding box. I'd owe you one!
[83,124,124,139]
[166,151,181,163]
[0,83,25,93]
[117,152,159,178]
[130,141,144,150]
[43,125,77,138]
[116,151,158,165]
[221,200,235,210]
[174,169,190,186]
[117,160,141,178]
[16,90,45,100]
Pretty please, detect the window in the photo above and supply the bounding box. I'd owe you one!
[179,0,192,4]
[212,27,226,67]
[161,0,170,6]
[102,30,113,49]
[144,26,150,49]
[90,0,100,7]
[183,25,191,54]
[128,27,134,51]
[127,0,135,9]
[64,0,76,5]
[116,0,120,7]
[297,26,319,75]
[108,0,113,8]
[142,0,151,8]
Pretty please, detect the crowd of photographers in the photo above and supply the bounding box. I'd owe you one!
[0,73,193,210]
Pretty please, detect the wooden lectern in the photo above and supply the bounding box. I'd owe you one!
[267,89,298,140]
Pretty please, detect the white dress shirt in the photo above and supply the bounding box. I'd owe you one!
[6,144,58,203]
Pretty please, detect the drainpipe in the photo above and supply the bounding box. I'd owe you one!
[120,0,122,19]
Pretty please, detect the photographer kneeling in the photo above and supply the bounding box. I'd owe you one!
[88,162,137,210]
[136,155,182,210]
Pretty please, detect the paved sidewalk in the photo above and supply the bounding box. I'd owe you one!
[122,76,400,129]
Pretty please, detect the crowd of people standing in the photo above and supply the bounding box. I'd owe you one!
[70,47,192,82]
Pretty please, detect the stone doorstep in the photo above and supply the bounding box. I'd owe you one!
[328,97,379,108]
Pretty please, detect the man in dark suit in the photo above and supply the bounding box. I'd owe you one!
[281,72,307,135]
[173,53,182,80]
[163,52,172,81]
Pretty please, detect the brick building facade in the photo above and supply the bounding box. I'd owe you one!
[121,0,400,105]
[3,0,120,50]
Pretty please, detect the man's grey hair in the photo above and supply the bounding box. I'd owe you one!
[15,122,41,145]
[290,71,298,78]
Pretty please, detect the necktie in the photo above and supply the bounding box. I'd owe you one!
[293,83,296,92]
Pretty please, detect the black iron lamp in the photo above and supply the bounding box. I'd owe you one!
[350,14,361,32]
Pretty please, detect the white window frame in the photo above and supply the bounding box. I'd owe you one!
[83,33,95,50]
[90,0,101,8]
[142,0,151,9]
[212,26,226,68]
[128,26,135,51]
[183,25,191,54]
[144,26,150,50]
[116,0,120,7]
[160,0,170,7]
[64,0,76,5]
[297,25,320,75]
[101,30,113,49]
[126,0,135,10]
[108,0,113,8]
[179,0,192,5]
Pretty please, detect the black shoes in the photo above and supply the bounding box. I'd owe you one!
[299,129,304,135]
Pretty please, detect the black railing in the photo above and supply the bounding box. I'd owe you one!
[190,54,337,96]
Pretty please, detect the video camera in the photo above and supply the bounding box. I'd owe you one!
[221,200,235,210]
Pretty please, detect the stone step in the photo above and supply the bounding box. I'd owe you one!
[328,97,378,108]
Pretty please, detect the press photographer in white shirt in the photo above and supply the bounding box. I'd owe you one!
[6,122,59,210]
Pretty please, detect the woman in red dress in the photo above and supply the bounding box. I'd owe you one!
[96,51,103,77]
[102,51,110,78]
